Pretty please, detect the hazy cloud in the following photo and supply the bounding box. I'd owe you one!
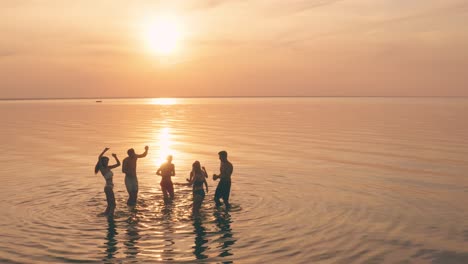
[0,50,18,57]
[270,0,343,15]
[189,0,231,9]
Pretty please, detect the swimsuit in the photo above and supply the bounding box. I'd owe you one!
[193,178,204,188]
[192,174,206,198]
[103,171,114,187]
[102,171,115,207]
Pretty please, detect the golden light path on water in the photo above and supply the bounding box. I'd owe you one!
[149,98,178,167]
[149,98,177,105]
[154,127,173,166]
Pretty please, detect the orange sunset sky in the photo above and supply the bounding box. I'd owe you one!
[1,0,468,98]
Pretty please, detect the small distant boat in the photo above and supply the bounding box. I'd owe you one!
[96,100,102,103]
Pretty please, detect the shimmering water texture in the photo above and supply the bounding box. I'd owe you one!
[1,98,468,263]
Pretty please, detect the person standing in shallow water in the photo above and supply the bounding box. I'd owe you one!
[187,161,209,214]
[122,146,148,206]
[95,147,121,216]
[156,155,175,200]
[213,151,233,208]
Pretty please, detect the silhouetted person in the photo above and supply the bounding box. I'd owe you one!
[213,151,233,208]
[95,147,121,217]
[187,161,209,215]
[122,146,148,206]
[156,155,175,200]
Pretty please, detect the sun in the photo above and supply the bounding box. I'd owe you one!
[144,15,183,56]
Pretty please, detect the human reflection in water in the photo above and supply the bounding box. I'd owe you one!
[192,217,209,260]
[124,211,141,260]
[160,202,175,262]
[103,217,118,262]
[214,210,236,258]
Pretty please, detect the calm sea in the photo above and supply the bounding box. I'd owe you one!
[1,97,467,263]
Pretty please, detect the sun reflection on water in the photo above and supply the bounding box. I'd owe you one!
[154,127,174,167]
[149,98,177,105]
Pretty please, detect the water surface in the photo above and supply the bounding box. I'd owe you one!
[1,97,468,263]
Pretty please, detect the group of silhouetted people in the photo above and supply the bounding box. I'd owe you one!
[95,146,233,217]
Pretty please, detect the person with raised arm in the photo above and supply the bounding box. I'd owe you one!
[95,147,121,217]
[122,146,148,206]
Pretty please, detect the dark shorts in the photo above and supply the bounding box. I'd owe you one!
[160,180,174,196]
[215,180,231,201]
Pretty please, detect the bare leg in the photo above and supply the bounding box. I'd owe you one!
[223,190,231,209]
[134,182,139,205]
[222,181,231,208]
[105,186,116,215]
[125,175,133,206]
[125,176,138,206]
[108,203,115,216]
[128,191,138,206]
[127,192,133,206]
[168,183,175,200]
[214,184,223,207]
[161,185,168,200]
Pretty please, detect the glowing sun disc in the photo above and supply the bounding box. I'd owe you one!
[144,16,183,55]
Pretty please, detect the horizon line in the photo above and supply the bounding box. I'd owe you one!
[1,95,468,101]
